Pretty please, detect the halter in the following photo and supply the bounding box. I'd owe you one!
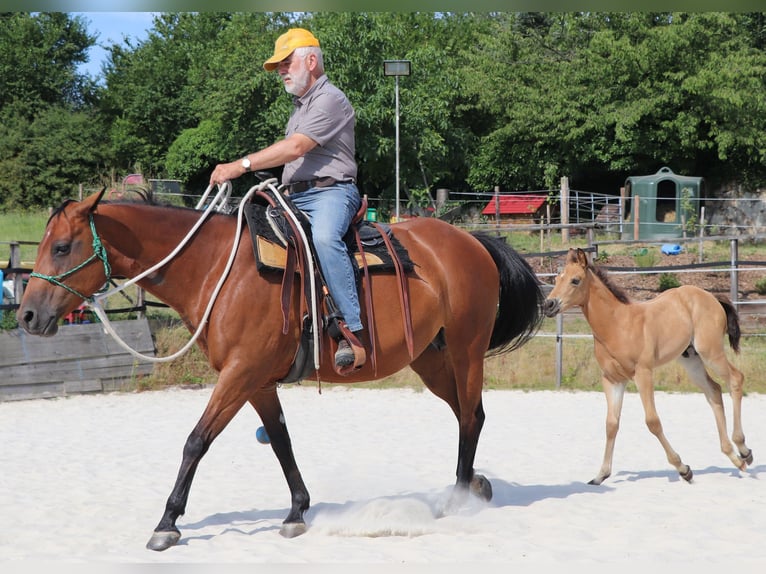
[29,214,112,301]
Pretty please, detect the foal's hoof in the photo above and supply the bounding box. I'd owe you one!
[470,474,493,502]
[680,466,693,483]
[279,521,307,539]
[740,449,754,466]
[146,529,181,552]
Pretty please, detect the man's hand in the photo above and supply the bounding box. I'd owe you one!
[209,161,246,186]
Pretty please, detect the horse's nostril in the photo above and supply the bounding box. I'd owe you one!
[21,309,34,326]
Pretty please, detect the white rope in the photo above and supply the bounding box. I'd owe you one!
[89,180,274,363]
[267,188,321,370]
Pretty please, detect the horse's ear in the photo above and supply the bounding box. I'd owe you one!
[566,248,579,264]
[575,248,589,267]
[81,187,107,213]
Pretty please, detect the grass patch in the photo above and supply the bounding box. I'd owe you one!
[134,314,766,395]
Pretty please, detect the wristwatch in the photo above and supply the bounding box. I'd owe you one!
[241,157,252,172]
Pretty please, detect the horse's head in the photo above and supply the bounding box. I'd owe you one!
[542,247,591,317]
[17,189,110,336]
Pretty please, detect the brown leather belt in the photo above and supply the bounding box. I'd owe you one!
[287,177,336,194]
[287,177,357,194]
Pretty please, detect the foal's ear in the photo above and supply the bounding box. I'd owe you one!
[575,248,589,267]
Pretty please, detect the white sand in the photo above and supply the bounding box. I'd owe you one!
[0,386,763,567]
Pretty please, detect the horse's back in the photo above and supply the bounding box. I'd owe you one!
[391,219,499,296]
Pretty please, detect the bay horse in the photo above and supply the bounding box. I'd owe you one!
[543,247,753,485]
[17,187,544,552]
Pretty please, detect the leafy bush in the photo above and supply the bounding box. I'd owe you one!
[755,277,766,295]
[658,273,681,291]
[632,248,659,268]
[0,310,18,330]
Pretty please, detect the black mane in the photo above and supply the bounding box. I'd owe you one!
[589,264,631,304]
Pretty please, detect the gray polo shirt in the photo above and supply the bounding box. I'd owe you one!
[281,74,357,186]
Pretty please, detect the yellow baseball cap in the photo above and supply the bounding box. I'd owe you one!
[263,28,320,71]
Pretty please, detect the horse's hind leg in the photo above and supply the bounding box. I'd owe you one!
[679,346,752,469]
[249,390,310,538]
[146,380,250,551]
[634,367,693,482]
[410,347,491,513]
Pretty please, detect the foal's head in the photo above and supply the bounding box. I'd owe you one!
[542,248,630,317]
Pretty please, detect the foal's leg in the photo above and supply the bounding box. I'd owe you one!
[634,367,692,482]
[683,346,752,468]
[249,390,311,538]
[591,377,627,485]
[146,378,251,552]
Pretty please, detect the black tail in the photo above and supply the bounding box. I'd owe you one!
[472,231,544,356]
[717,295,741,353]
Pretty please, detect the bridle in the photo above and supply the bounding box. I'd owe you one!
[29,213,112,302]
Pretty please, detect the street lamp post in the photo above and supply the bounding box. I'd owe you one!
[383,60,411,222]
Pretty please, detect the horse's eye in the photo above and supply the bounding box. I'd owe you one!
[571,277,581,286]
[53,242,71,256]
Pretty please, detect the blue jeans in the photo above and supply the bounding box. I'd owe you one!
[289,182,363,333]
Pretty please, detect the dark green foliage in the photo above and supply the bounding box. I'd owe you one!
[658,273,681,291]
[1,12,765,211]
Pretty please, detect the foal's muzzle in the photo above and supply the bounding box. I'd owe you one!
[542,298,561,318]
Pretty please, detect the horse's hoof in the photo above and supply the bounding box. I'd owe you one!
[279,522,307,538]
[680,466,693,483]
[470,474,493,502]
[588,473,608,486]
[741,449,754,466]
[146,529,181,551]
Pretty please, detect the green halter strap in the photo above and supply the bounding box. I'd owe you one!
[29,214,112,302]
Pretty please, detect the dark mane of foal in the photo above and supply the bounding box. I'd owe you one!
[589,263,632,304]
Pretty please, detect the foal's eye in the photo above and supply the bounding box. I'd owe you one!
[52,242,71,256]
[571,277,581,286]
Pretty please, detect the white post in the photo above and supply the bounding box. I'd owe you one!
[561,176,570,244]
[394,75,401,222]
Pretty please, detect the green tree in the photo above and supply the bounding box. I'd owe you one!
[0,13,104,210]
[0,12,97,112]
[461,12,766,193]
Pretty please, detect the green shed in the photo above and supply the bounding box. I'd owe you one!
[621,166,705,240]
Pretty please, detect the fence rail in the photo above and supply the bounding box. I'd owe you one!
[4,215,765,394]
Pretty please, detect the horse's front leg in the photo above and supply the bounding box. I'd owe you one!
[590,377,627,485]
[146,382,250,552]
[249,391,310,538]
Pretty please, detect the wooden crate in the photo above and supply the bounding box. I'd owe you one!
[0,319,155,402]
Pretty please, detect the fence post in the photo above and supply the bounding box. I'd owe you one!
[561,177,569,244]
[555,313,563,389]
[730,238,738,305]
[697,205,705,263]
[633,196,640,241]
[619,186,626,238]
[10,242,23,304]
[494,185,501,235]
[137,288,145,320]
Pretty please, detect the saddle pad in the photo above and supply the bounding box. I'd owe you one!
[243,201,414,273]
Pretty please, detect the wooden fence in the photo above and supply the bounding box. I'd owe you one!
[0,319,155,402]
[3,220,765,399]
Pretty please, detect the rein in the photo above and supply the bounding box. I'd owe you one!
[38,180,272,363]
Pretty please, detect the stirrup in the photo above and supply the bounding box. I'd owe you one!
[333,333,365,375]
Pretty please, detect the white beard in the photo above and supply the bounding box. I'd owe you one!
[284,65,311,96]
